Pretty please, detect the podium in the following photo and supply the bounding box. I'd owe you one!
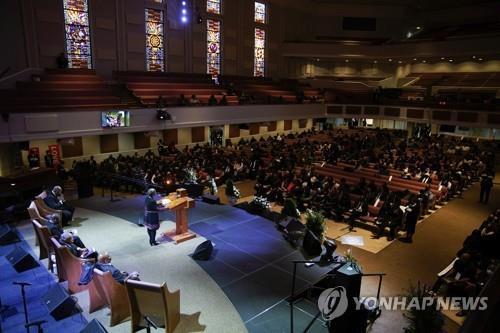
[161,188,196,244]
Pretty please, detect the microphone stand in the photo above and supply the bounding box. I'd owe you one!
[13,282,31,333]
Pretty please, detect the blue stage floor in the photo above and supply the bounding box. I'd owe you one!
[74,195,336,332]
[0,231,88,333]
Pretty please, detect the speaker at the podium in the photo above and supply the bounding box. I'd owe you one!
[6,247,39,272]
[42,285,80,321]
[192,240,214,260]
[80,319,108,333]
[302,229,322,257]
[0,224,19,245]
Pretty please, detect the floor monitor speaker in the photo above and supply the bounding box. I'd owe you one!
[6,247,39,272]
[192,240,214,260]
[42,285,80,321]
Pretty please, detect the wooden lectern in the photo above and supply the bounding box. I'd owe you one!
[161,188,196,244]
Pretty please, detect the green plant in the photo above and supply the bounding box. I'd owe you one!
[403,282,444,333]
[305,209,326,239]
[281,198,300,218]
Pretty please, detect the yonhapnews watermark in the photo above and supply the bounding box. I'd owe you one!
[318,287,488,320]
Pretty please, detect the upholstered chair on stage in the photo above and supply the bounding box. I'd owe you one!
[125,280,180,333]
[35,192,63,223]
[50,237,95,294]
[31,220,55,272]
[89,268,131,326]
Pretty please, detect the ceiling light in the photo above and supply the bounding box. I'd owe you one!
[441,57,445,60]
[345,59,349,62]
[422,60,426,63]
[472,55,476,59]
[398,60,402,64]
[478,58,483,61]
[416,26,421,30]
[413,58,417,61]
[388,58,392,62]
[449,59,453,62]
[316,58,320,62]
[373,60,378,63]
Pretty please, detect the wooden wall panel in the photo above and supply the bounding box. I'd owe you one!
[456,112,478,123]
[229,125,240,138]
[345,106,361,115]
[163,129,178,145]
[249,123,260,135]
[60,137,83,158]
[488,114,500,124]
[432,111,452,121]
[134,132,151,149]
[327,105,343,114]
[284,120,293,130]
[407,109,424,119]
[384,107,400,117]
[364,106,379,116]
[100,134,118,153]
[191,127,205,143]
[267,121,277,132]
[298,119,307,128]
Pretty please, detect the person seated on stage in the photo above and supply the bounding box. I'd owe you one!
[43,186,75,226]
[46,214,86,248]
[44,150,53,168]
[189,94,201,106]
[96,252,140,284]
[27,150,40,169]
[156,95,166,109]
[219,94,228,106]
[56,52,68,69]
[60,231,97,259]
[178,94,188,106]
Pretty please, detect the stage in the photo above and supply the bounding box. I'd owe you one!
[68,195,339,332]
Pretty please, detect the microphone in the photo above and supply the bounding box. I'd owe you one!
[13,281,32,286]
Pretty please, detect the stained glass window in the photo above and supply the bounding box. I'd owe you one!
[207,0,221,14]
[145,8,165,72]
[254,28,265,77]
[255,2,266,24]
[207,19,221,76]
[63,0,92,69]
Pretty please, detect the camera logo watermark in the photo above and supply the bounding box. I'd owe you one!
[317,286,349,320]
[318,291,488,318]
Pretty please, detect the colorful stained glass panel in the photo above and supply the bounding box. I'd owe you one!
[207,0,221,14]
[63,0,92,68]
[145,8,165,72]
[254,28,265,77]
[207,19,221,75]
[255,2,266,24]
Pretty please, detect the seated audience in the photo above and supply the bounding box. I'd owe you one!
[189,94,201,106]
[60,231,98,259]
[208,94,217,106]
[46,214,85,248]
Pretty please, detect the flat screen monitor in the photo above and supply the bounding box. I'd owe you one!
[101,111,130,128]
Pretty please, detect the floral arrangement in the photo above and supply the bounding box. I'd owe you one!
[225,179,240,198]
[250,196,271,210]
[185,168,198,184]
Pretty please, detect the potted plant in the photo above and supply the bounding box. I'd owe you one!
[225,179,240,206]
[281,198,301,220]
[305,209,326,240]
[403,282,444,333]
[344,248,362,272]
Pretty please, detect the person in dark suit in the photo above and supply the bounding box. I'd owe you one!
[43,186,75,226]
[403,195,420,243]
[96,253,140,284]
[46,214,85,248]
[479,173,493,204]
[144,188,161,246]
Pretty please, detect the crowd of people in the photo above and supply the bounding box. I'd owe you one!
[433,209,499,316]
[74,128,497,241]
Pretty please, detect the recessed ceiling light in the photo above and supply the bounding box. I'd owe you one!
[398,60,402,64]
[441,57,445,60]
[478,58,483,61]
[316,58,320,62]
[345,59,349,62]
[472,55,476,59]
[373,60,378,63]
[416,26,421,30]
[413,58,417,61]
[449,59,453,62]
[422,60,426,63]
[388,58,393,62]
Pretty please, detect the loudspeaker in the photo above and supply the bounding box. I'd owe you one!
[302,229,322,257]
[6,247,39,272]
[0,224,20,245]
[192,240,213,260]
[42,285,80,321]
[80,319,108,333]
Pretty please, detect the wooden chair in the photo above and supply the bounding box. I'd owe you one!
[31,220,54,271]
[27,201,48,224]
[125,280,180,333]
[50,237,94,294]
[90,268,130,326]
